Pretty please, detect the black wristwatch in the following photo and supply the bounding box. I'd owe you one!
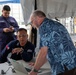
[32,68,39,72]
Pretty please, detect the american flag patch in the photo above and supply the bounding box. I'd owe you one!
[27,49,32,52]
[6,45,10,50]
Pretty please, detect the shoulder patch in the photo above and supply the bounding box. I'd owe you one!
[6,45,10,50]
[27,49,32,52]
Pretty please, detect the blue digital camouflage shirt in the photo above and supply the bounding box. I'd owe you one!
[39,18,76,75]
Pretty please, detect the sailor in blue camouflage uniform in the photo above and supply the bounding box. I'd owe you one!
[0,28,35,63]
[0,5,19,52]
[28,10,76,75]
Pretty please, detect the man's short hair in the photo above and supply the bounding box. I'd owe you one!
[33,10,46,17]
[3,5,11,11]
[17,28,27,33]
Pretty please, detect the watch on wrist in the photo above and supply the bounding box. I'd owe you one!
[32,68,39,72]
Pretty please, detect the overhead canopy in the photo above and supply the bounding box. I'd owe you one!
[20,0,76,24]
[20,0,34,24]
[0,0,20,3]
[37,0,76,18]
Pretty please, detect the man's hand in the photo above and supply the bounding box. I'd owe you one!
[3,26,14,33]
[3,28,11,32]
[28,46,48,75]
[28,71,37,75]
[9,26,14,32]
[12,48,23,54]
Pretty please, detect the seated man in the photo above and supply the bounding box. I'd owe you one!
[0,28,35,63]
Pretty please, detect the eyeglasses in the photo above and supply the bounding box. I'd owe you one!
[26,21,32,26]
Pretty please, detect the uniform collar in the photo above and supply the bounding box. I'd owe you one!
[17,40,29,48]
